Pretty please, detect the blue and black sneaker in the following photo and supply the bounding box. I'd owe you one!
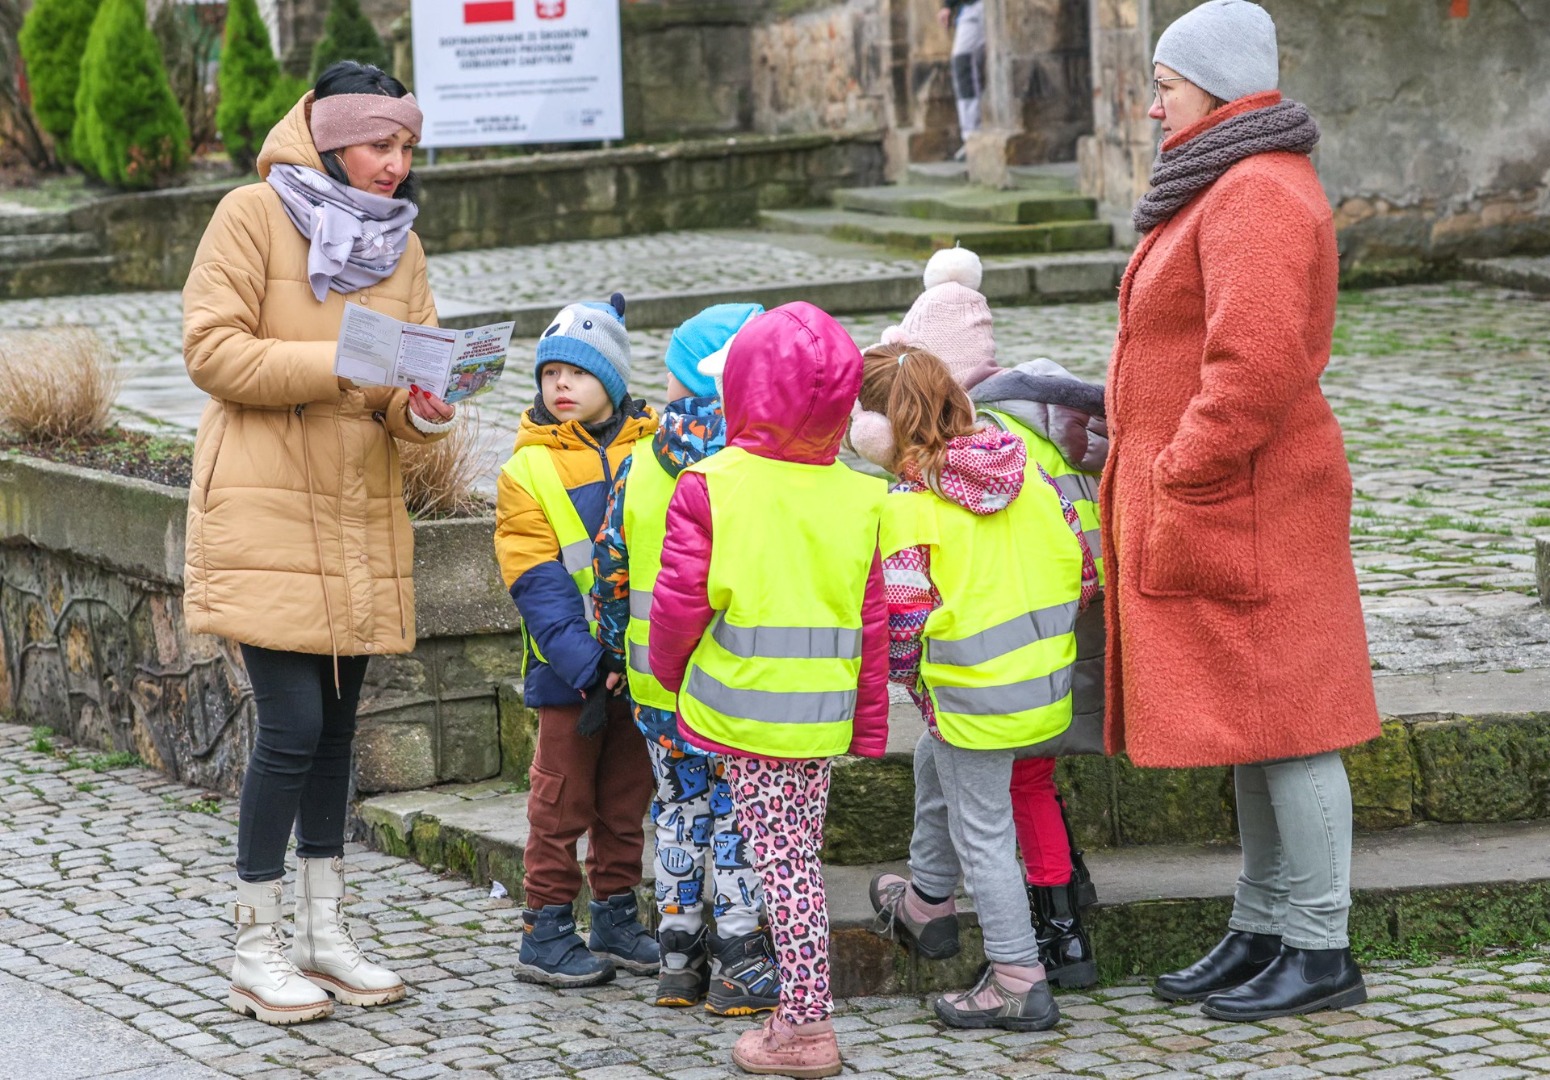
[588,893,660,976]
[706,928,780,1016]
[514,903,616,988]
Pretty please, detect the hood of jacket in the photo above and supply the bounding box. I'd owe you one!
[905,425,1027,515]
[723,302,861,466]
[257,92,326,180]
[971,358,1109,474]
[655,395,726,479]
[513,400,657,454]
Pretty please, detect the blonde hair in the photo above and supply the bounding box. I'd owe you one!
[858,343,977,485]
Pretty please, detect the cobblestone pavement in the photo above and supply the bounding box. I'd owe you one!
[0,236,1546,666]
[8,722,1550,1080]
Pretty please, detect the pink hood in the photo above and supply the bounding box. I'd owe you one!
[723,302,862,465]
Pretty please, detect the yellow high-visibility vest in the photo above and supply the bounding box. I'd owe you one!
[881,481,1082,751]
[501,444,597,669]
[678,447,885,758]
[620,435,678,712]
[980,407,1104,586]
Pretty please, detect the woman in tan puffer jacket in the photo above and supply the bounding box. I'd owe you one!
[182,62,453,1027]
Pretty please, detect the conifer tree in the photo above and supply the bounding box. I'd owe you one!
[215,0,281,170]
[310,0,391,81]
[71,0,189,190]
[17,0,103,158]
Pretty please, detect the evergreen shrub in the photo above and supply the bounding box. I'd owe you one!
[310,0,391,81]
[16,0,103,156]
[215,0,280,169]
[71,0,189,189]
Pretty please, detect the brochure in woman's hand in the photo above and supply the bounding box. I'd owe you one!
[333,302,515,403]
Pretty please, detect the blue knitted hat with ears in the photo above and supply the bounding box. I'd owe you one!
[534,292,631,406]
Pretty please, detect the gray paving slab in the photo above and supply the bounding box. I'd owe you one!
[0,970,231,1079]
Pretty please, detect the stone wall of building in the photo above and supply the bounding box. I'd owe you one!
[0,454,522,798]
[1091,0,1550,263]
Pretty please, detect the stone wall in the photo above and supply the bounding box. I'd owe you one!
[0,453,522,798]
[53,132,884,295]
[750,0,892,137]
[1087,0,1550,263]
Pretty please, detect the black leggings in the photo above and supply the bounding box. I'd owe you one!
[236,645,370,883]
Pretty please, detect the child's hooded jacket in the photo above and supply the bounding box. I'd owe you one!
[495,401,658,708]
[646,303,891,759]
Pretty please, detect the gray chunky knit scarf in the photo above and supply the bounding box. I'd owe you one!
[1132,100,1320,234]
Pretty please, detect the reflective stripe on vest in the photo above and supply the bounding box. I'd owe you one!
[883,486,1081,751]
[501,444,597,667]
[980,407,1105,585]
[620,437,678,711]
[678,447,885,759]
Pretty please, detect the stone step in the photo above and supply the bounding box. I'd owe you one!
[0,232,102,261]
[832,185,1098,225]
[356,783,1550,994]
[440,249,1130,335]
[902,162,1081,195]
[480,669,1550,868]
[0,208,77,236]
[758,207,1114,256]
[0,254,119,300]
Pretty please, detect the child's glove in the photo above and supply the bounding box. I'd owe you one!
[576,669,612,738]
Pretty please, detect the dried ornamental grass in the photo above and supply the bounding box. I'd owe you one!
[398,405,495,519]
[0,328,123,443]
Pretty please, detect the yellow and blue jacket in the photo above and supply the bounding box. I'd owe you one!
[494,402,658,707]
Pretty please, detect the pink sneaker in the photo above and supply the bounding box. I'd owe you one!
[731,1014,842,1078]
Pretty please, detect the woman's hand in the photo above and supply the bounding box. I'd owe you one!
[408,385,454,423]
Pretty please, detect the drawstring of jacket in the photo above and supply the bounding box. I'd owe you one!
[377,411,408,641]
[296,405,342,694]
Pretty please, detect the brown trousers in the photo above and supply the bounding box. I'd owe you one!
[522,698,654,910]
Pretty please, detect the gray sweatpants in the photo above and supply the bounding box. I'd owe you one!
[1229,750,1355,950]
[908,732,1041,967]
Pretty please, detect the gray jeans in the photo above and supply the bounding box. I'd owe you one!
[1228,750,1354,950]
[908,732,1041,967]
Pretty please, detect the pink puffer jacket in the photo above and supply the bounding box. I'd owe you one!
[647,302,891,759]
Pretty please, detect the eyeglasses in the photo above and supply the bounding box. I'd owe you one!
[1152,75,1189,98]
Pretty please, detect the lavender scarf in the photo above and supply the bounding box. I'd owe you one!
[1132,100,1320,234]
[267,162,419,302]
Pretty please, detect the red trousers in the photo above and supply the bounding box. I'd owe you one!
[522,699,654,910]
[1010,756,1073,886]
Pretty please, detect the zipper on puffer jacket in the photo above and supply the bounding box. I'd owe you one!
[296,403,342,693]
[373,410,409,643]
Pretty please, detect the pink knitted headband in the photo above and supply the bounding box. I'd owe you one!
[309,92,423,153]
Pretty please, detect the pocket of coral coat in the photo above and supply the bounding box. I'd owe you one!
[1140,470,1263,602]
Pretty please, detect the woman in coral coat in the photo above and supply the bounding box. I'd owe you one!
[1100,0,1380,1022]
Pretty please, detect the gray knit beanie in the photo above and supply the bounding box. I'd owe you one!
[535,292,632,407]
[1153,0,1278,104]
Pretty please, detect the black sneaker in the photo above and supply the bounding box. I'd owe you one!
[934,962,1061,1032]
[868,873,961,960]
[654,927,711,1007]
[706,928,780,1016]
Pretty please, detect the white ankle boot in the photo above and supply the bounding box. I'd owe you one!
[228,878,333,1025]
[292,856,406,1007]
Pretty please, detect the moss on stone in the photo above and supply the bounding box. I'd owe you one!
[1111,758,1237,846]
[1344,719,1414,830]
[823,755,916,864]
[1056,756,1117,849]
[1412,713,1550,822]
[498,680,539,790]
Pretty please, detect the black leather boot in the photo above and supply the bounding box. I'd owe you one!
[1027,881,1097,989]
[1202,945,1367,1021]
[1153,930,1282,1002]
[1056,793,1097,909]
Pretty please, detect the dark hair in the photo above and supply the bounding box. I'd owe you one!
[313,60,419,204]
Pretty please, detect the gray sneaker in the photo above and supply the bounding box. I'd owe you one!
[868,873,961,960]
[934,962,1061,1032]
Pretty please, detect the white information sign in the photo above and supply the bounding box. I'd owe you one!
[410,0,624,147]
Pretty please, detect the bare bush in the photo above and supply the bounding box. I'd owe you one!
[399,405,495,519]
[0,329,122,443]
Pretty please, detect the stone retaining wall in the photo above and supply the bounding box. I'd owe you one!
[62,132,887,294]
[0,453,522,797]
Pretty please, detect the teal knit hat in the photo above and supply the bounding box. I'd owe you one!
[664,303,765,400]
